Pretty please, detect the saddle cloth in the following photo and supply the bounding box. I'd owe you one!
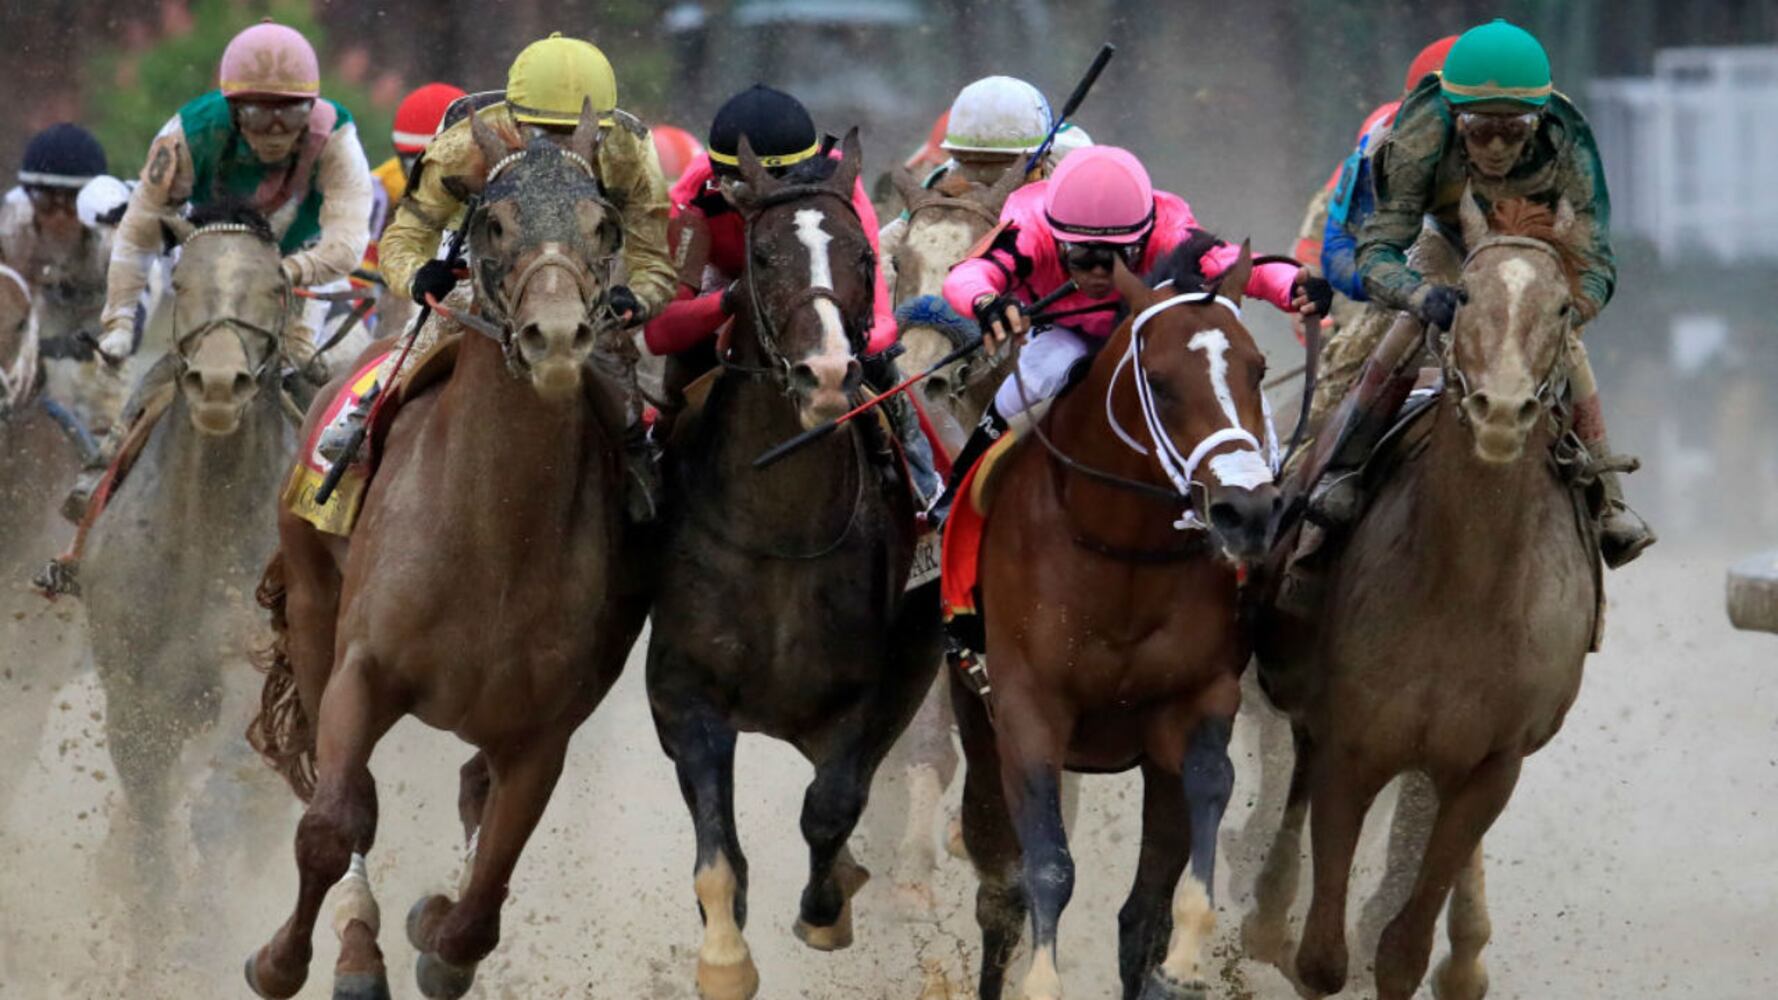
[939,430,1020,620]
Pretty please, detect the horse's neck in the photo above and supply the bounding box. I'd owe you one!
[140,384,290,547]
[1403,404,1563,568]
[1044,336,1184,543]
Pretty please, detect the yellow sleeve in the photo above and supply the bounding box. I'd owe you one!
[378,113,480,297]
[598,119,675,317]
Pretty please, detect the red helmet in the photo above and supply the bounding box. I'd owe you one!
[651,124,705,181]
[1044,146,1154,245]
[392,82,466,154]
[1404,35,1460,96]
[903,111,950,171]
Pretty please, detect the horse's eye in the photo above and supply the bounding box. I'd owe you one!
[486,218,504,241]
[1557,302,1571,317]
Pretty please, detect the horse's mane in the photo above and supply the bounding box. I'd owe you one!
[187,198,275,243]
[1145,230,1227,293]
[1485,198,1584,298]
[931,172,978,198]
[780,154,840,185]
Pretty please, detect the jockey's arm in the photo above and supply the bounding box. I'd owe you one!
[851,176,897,356]
[601,121,676,320]
[1354,92,1446,314]
[378,113,480,305]
[1197,240,1301,313]
[281,123,372,288]
[1321,210,1364,301]
[642,284,726,356]
[101,116,194,349]
[1562,128,1616,323]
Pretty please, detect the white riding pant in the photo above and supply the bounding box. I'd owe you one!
[994,324,1095,419]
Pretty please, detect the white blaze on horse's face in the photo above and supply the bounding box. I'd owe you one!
[794,208,850,360]
[1186,328,1272,490]
[788,207,857,428]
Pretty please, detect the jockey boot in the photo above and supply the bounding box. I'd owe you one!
[929,401,1008,531]
[862,350,941,510]
[61,353,180,523]
[1587,434,1655,569]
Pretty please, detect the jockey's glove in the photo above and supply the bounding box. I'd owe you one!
[411,258,461,308]
[607,284,642,325]
[972,293,1023,341]
[1296,274,1334,317]
[1413,283,1466,332]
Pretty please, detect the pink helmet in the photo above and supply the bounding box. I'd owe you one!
[1044,146,1154,245]
[219,20,320,100]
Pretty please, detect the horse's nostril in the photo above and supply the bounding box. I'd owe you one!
[1209,500,1243,536]
[518,325,545,356]
[842,359,862,393]
[181,370,203,395]
[233,371,254,397]
[790,362,819,392]
[573,324,594,352]
[1516,397,1538,427]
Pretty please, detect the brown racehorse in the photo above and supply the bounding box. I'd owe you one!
[245,106,649,1000]
[1243,194,1599,1000]
[645,132,942,1000]
[956,247,1282,1000]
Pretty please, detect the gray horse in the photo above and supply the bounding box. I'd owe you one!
[78,203,296,941]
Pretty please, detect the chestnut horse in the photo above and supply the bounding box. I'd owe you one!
[645,132,941,999]
[1243,194,1599,1000]
[245,107,648,1000]
[957,247,1281,1000]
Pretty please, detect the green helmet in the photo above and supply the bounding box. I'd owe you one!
[1440,19,1551,108]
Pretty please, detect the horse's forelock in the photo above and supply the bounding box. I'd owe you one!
[1485,198,1584,299]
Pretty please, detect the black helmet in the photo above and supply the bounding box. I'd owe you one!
[707,85,818,173]
[21,123,107,189]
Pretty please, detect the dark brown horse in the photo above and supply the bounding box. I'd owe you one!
[956,248,1281,1000]
[1243,194,1599,1000]
[645,132,941,999]
[244,106,648,1000]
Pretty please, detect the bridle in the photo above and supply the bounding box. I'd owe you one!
[723,184,869,384]
[171,224,289,386]
[1016,286,1279,534]
[464,146,621,369]
[1437,234,1573,426]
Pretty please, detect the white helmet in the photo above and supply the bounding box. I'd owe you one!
[1048,123,1094,162]
[76,175,132,229]
[942,76,1052,155]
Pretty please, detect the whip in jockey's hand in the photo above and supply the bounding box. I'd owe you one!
[972,293,1028,354]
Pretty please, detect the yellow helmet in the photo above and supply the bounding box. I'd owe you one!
[506,32,616,127]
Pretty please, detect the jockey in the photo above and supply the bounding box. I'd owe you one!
[0,123,118,334]
[361,32,674,520]
[362,82,464,330]
[1339,18,1653,567]
[64,20,373,520]
[642,85,941,503]
[650,124,705,183]
[940,145,1331,496]
[922,76,1053,189]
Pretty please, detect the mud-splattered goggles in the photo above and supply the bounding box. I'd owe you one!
[1457,110,1541,145]
[1058,239,1145,274]
[232,99,314,133]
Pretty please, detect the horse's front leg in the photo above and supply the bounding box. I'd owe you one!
[994,678,1076,1000]
[406,730,572,999]
[1140,707,1237,1000]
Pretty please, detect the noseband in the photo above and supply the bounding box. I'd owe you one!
[172,224,289,385]
[1439,235,1573,426]
[726,184,868,384]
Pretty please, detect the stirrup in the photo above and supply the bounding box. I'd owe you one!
[1304,470,1362,529]
[33,557,80,598]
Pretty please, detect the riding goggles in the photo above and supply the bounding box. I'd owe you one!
[26,186,78,215]
[1058,239,1145,274]
[1457,110,1541,145]
[232,99,315,133]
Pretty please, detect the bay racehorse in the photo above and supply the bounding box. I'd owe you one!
[76,204,298,944]
[646,132,942,999]
[957,248,1281,1000]
[1243,194,1599,1000]
[244,106,649,1000]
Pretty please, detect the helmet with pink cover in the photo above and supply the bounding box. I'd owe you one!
[219,20,320,100]
[1043,145,1154,245]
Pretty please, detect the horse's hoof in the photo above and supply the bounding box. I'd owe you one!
[696,955,761,1000]
[413,951,476,1000]
[1432,956,1489,1000]
[891,879,940,923]
[793,902,854,951]
[1239,911,1294,969]
[244,946,307,1000]
[333,969,393,1000]
[405,894,451,952]
[1137,969,1209,1000]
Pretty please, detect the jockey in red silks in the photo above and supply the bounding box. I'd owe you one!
[642,85,938,499]
[938,145,1330,498]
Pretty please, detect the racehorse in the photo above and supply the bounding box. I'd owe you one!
[645,132,942,1000]
[244,106,649,1000]
[75,204,298,941]
[1242,193,1599,1000]
[956,248,1281,1000]
[873,161,1029,918]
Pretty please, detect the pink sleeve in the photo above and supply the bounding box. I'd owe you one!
[853,177,897,355]
[943,257,1006,320]
[1198,242,1299,313]
[643,286,728,356]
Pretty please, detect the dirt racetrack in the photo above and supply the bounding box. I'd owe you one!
[1,541,1774,998]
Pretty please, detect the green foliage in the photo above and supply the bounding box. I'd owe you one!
[84,0,394,175]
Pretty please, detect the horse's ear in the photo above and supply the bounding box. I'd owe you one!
[1213,239,1253,306]
[1112,255,1152,311]
[719,175,755,214]
[979,160,1025,213]
[567,97,605,168]
[159,214,194,253]
[469,109,510,179]
[890,164,926,211]
[1552,197,1577,238]
[734,133,778,198]
[1459,184,1490,249]
[830,127,863,199]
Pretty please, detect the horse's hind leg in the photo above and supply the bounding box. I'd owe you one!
[1357,770,1436,962]
[1373,755,1520,1000]
[793,738,880,952]
[1241,722,1312,971]
[331,851,391,1000]
[1141,710,1237,1000]
[1115,763,1188,1000]
[247,652,398,1000]
[408,730,572,999]
[654,703,757,1000]
[1431,847,1491,1000]
[887,675,959,921]
[951,666,1026,1000]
